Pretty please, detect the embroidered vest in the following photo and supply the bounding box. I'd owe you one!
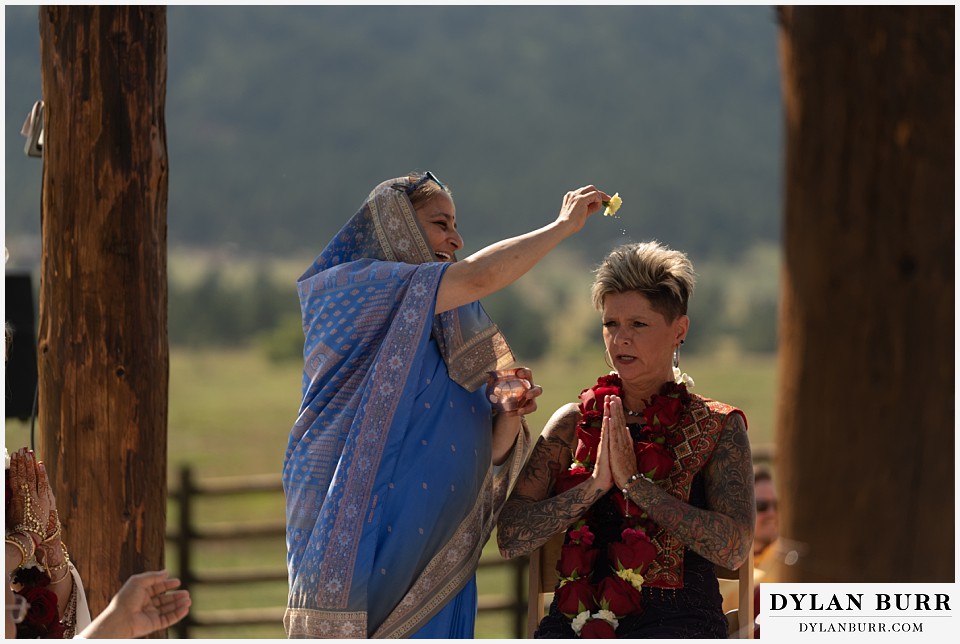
[642,395,742,588]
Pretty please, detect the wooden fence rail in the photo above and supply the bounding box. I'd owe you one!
[166,466,528,638]
[166,446,772,638]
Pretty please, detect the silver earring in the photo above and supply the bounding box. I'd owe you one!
[673,344,681,369]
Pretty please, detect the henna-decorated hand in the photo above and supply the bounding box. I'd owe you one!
[8,448,48,542]
[35,461,65,568]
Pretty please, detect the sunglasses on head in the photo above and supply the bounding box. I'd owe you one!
[756,499,778,513]
[403,171,445,195]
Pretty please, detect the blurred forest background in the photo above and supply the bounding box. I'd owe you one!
[4,5,784,637]
[5,4,782,370]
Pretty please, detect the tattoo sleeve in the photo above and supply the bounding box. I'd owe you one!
[623,412,755,570]
[496,405,607,559]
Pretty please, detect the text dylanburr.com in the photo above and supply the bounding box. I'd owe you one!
[760,584,956,641]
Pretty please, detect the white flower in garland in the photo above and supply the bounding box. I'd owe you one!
[595,610,619,628]
[673,366,695,388]
[571,609,619,636]
[571,611,590,635]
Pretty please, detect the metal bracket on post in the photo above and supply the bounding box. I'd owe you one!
[21,100,44,158]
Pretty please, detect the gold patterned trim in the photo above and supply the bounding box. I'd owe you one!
[445,324,515,392]
[284,607,367,639]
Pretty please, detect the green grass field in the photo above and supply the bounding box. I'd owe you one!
[5,345,777,638]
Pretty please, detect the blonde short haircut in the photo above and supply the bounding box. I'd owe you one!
[591,241,696,321]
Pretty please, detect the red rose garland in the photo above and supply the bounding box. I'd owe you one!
[10,562,67,638]
[553,373,691,638]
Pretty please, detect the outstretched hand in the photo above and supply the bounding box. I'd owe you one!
[80,570,192,639]
[556,185,610,234]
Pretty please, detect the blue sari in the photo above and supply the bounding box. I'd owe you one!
[283,177,530,638]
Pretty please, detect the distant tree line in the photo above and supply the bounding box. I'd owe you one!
[6,5,781,266]
[168,248,780,362]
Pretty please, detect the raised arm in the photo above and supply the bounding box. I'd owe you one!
[611,402,755,571]
[435,186,608,313]
[496,403,612,559]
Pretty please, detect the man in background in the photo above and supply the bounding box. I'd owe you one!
[719,465,781,636]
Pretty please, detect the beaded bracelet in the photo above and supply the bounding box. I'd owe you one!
[5,531,36,564]
[49,565,71,585]
[5,537,28,567]
[43,541,71,568]
[620,472,652,496]
[10,526,42,548]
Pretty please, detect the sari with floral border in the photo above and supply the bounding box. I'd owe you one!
[283,177,530,638]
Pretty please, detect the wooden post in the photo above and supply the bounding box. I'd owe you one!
[175,466,194,639]
[37,5,169,617]
[775,6,953,582]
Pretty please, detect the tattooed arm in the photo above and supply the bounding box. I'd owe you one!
[496,403,612,559]
[604,396,754,570]
[616,408,755,570]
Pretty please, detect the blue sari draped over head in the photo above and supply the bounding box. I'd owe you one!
[283,177,531,638]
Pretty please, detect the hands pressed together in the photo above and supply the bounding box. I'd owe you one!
[6,448,69,584]
[589,396,644,493]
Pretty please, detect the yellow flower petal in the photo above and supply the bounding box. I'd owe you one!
[603,193,622,217]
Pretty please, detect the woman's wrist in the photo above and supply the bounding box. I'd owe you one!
[48,564,72,585]
[587,471,614,495]
[9,526,43,549]
[37,539,69,570]
[6,538,27,569]
[42,520,62,544]
[5,531,36,567]
[620,471,652,495]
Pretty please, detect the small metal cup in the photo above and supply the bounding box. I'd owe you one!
[485,368,531,413]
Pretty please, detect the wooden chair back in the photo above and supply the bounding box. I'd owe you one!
[715,549,755,638]
[526,532,564,637]
[527,534,754,638]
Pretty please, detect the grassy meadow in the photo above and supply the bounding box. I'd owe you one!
[5,345,777,638]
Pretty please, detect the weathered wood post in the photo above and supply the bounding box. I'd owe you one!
[37,5,169,618]
[775,6,953,582]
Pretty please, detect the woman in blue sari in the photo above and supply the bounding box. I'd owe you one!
[283,172,609,638]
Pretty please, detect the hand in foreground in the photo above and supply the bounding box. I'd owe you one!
[556,185,611,233]
[79,570,192,639]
